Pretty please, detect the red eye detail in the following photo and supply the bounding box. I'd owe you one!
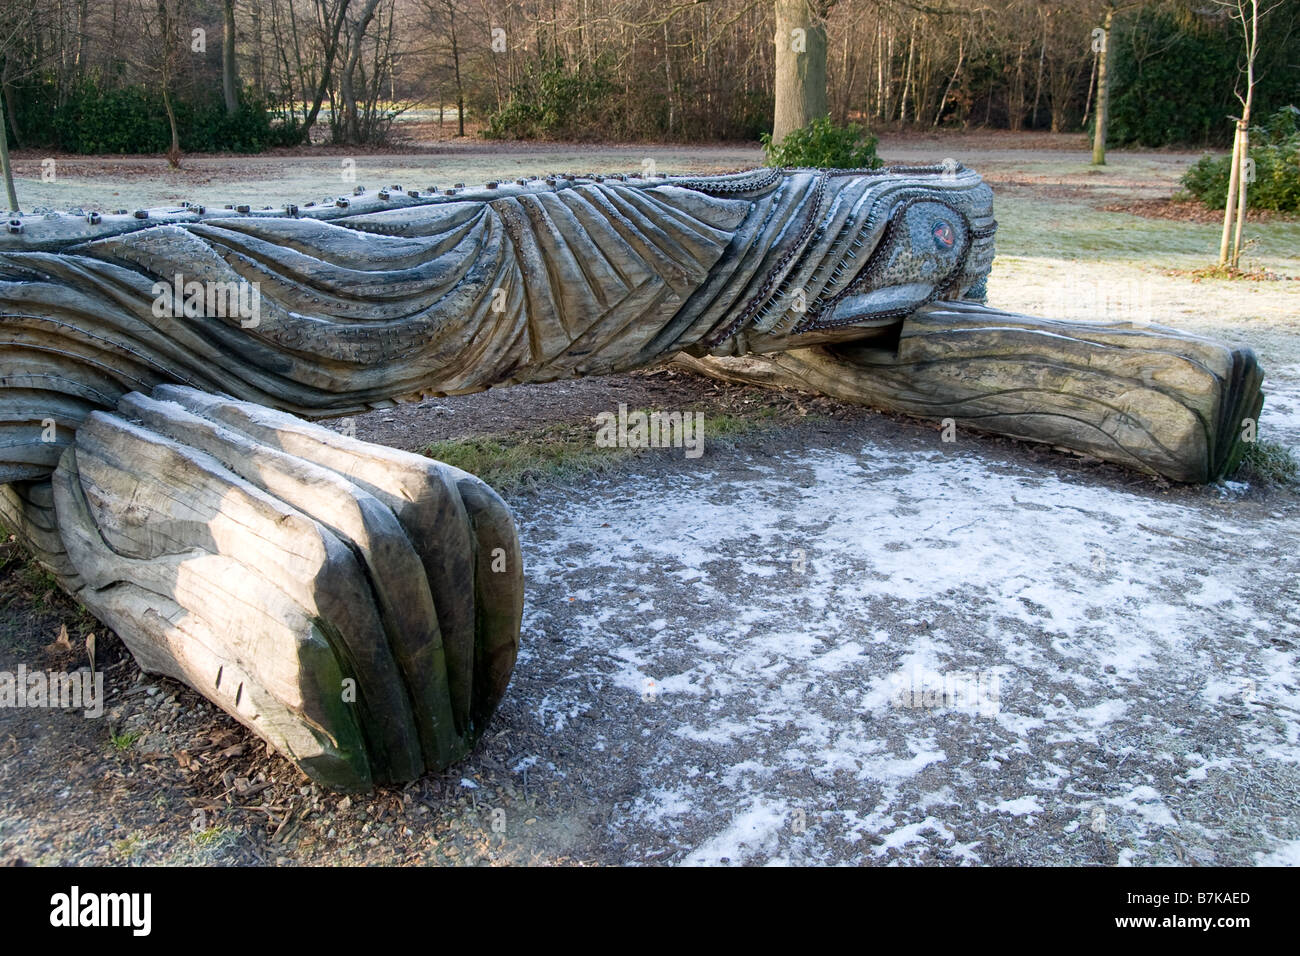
[932,220,955,249]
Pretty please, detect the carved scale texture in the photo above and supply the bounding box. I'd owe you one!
[0,167,994,483]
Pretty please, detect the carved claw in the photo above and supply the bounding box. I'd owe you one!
[39,386,522,791]
[680,301,1264,484]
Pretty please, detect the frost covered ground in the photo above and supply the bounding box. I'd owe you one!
[500,377,1300,866]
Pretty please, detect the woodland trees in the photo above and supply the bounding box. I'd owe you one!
[0,0,1293,151]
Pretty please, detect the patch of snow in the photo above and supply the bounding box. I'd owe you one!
[994,796,1043,816]
[513,424,1300,864]
[1257,840,1300,866]
[681,799,790,865]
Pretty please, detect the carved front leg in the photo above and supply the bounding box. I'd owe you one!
[679,301,1264,483]
[3,386,522,791]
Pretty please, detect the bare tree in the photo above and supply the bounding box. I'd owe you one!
[0,3,43,210]
[1216,0,1285,268]
[338,0,382,142]
[139,0,186,167]
[299,0,354,143]
[0,95,17,212]
[1090,1,1114,164]
[5,0,1289,160]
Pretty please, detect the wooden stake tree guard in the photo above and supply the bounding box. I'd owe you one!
[0,167,1264,789]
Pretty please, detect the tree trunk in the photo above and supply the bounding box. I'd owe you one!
[1091,6,1113,165]
[222,0,239,117]
[1031,18,1046,129]
[251,0,266,95]
[1230,7,1259,270]
[157,0,182,167]
[1232,124,1250,267]
[1219,123,1243,266]
[772,0,828,142]
[162,82,182,167]
[899,19,915,123]
[0,91,19,212]
[875,22,884,122]
[76,0,90,75]
[448,1,464,137]
[1,62,21,149]
[1009,45,1024,132]
[1081,47,1097,128]
[934,33,964,127]
[663,21,675,134]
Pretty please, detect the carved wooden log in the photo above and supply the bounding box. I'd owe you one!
[2,386,522,791]
[676,300,1264,483]
[0,167,996,483]
[0,166,1268,789]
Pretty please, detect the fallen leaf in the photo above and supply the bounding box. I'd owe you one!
[45,623,73,655]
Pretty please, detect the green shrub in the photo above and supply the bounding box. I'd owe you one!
[6,75,297,154]
[484,58,621,140]
[1240,439,1299,487]
[1108,7,1300,148]
[177,96,281,152]
[51,82,171,154]
[760,116,883,169]
[1181,106,1300,212]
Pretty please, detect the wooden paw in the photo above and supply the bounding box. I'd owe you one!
[46,386,522,791]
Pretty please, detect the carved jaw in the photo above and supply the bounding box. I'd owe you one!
[696,166,997,358]
[810,197,992,330]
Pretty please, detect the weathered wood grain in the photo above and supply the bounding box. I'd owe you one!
[14,386,524,791]
[677,301,1264,483]
[0,167,997,483]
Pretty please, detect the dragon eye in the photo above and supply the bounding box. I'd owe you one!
[932,220,955,250]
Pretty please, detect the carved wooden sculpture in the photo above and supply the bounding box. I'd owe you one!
[0,166,1263,789]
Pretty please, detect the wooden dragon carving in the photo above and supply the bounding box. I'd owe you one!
[0,166,1263,788]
